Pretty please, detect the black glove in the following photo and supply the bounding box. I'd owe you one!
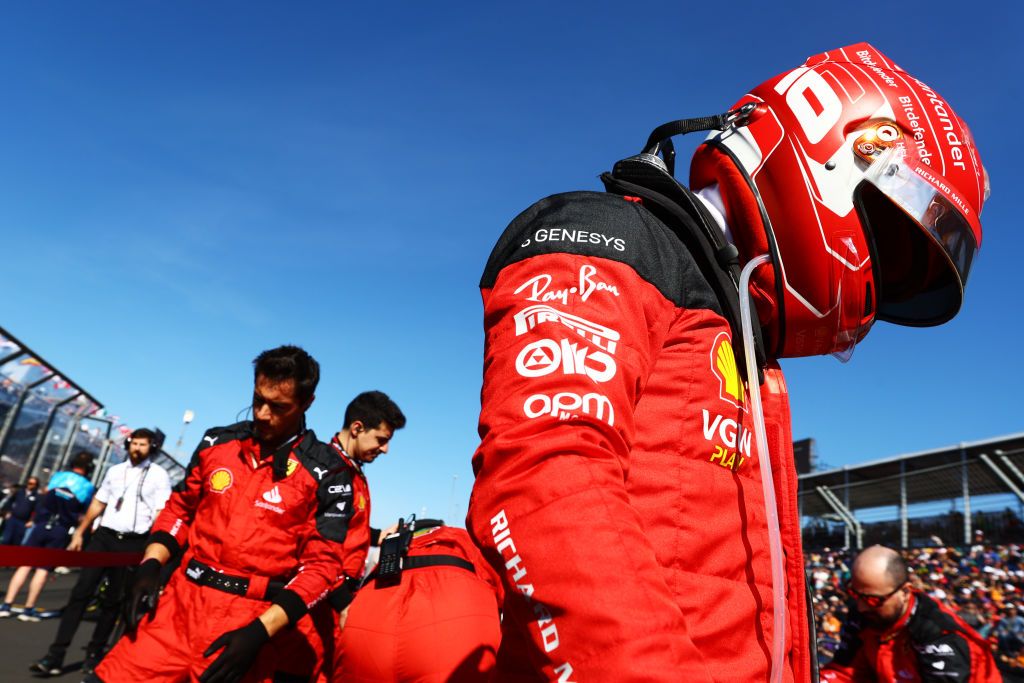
[124,558,163,632]
[200,618,269,683]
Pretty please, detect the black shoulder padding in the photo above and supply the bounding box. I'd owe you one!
[295,436,356,543]
[602,156,766,380]
[481,191,721,315]
[198,422,251,449]
[482,163,769,380]
[908,595,974,680]
[293,433,341,480]
[908,593,961,643]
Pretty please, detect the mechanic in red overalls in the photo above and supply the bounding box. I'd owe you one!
[322,390,408,681]
[95,346,356,683]
[822,545,1000,682]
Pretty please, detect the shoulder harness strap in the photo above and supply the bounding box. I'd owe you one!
[601,151,766,382]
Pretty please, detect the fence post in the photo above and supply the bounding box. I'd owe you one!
[843,466,851,548]
[962,447,971,546]
[900,459,908,548]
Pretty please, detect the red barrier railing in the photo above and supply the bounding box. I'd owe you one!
[0,545,142,568]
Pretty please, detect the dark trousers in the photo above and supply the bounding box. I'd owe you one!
[0,516,29,545]
[48,527,147,658]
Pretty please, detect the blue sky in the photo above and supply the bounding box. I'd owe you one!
[1,2,1021,528]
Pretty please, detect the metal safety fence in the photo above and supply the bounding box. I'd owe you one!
[800,432,1024,550]
[0,326,184,490]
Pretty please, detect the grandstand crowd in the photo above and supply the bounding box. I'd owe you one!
[810,537,1024,674]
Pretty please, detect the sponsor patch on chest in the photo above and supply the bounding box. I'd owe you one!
[254,485,286,514]
[208,468,233,493]
[700,410,754,472]
[693,332,756,473]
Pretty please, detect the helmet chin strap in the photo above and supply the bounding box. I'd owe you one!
[642,103,759,176]
[740,254,786,683]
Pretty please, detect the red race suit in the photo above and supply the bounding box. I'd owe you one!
[467,191,809,682]
[325,436,372,680]
[326,435,373,586]
[821,591,1001,683]
[98,422,359,683]
[335,525,503,682]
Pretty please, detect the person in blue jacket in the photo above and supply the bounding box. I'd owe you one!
[0,452,96,622]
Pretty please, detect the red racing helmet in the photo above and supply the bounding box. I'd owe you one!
[690,43,989,359]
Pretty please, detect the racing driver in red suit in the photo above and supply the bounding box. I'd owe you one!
[95,346,355,683]
[468,43,990,682]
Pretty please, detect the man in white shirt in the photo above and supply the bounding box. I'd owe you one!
[30,428,172,678]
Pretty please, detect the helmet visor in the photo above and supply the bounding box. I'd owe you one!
[856,147,980,326]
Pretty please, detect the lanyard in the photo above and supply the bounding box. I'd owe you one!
[113,463,150,536]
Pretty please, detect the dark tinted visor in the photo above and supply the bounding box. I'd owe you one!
[855,149,979,326]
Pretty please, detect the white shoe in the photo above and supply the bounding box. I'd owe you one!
[18,607,41,622]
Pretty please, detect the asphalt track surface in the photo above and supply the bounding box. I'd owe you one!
[0,568,96,682]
